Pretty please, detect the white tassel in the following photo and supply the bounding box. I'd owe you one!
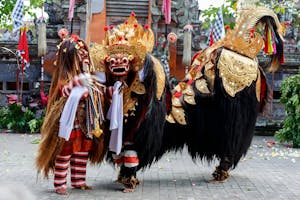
[182,23,193,68]
[37,22,47,56]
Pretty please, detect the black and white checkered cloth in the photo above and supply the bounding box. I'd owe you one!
[208,7,225,45]
[11,0,24,33]
[213,8,225,41]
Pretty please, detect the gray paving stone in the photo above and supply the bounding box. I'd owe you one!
[1,133,300,200]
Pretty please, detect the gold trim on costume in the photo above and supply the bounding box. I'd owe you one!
[195,79,210,94]
[166,114,176,124]
[123,75,146,115]
[218,49,258,97]
[171,107,187,125]
[256,70,261,102]
[184,95,196,105]
[204,62,216,92]
[151,55,166,100]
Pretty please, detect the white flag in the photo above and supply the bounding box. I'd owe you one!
[208,7,225,45]
[11,0,24,33]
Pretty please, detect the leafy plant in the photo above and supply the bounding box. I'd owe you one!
[275,72,300,148]
[200,0,237,29]
[0,106,9,129]
[28,114,44,133]
[0,0,44,30]
[0,103,45,133]
[199,0,300,30]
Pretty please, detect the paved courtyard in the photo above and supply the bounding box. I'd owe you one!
[0,133,299,200]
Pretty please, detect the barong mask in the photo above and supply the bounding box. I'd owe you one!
[106,53,132,76]
[90,12,154,79]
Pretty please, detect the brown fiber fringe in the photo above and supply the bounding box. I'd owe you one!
[36,98,67,178]
[36,97,108,178]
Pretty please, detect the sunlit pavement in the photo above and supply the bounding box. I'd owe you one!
[0,132,299,200]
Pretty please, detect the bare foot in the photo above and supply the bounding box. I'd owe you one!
[55,188,68,195]
[123,188,134,193]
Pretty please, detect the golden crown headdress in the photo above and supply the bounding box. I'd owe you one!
[91,12,154,72]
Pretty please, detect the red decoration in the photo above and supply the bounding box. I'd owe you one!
[225,25,230,31]
[130,12,135,17]
[104,26,109,32]
[70,34,80,41]
[109,25,114,30]
[174,92,182,98]
[144,24,149,29]
[117,35,123,41]
[250,29,255,38]
[125,20,129,25]
[58,28,69,39]
[133,24,138,28]
[209,28,214,46]
[167,32,177,43]
[187,80,193,85]
[191,52,201,63]
[40,90,48,107]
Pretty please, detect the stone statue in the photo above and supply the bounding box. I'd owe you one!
[44,0,64,25]
[172,0,199,28]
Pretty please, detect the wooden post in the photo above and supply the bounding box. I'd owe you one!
[148,0,152,25]
[85,0,92,46]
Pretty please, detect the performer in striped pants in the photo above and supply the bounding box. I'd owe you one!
[53,118,93,194]
[36,34,106,195]
[54,151,90,190]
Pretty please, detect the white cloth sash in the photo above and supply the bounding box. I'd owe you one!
[58,86,87,141]
[107,81,123,155]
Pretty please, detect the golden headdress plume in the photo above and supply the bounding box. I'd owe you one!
[221,6,284,59]
[235,6,284,39]
[90,12,154,72]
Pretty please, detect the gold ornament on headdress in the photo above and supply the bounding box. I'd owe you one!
[221,6,284,59]
[222,29,264,59]
[90,12,155,72]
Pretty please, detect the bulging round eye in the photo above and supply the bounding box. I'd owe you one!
[122,57,129,64]
[110,58,116,65]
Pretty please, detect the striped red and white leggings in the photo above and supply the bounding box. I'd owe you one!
[54,151,89,190]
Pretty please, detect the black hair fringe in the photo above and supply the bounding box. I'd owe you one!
[159,49,260,169]
[127,53,167,169]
